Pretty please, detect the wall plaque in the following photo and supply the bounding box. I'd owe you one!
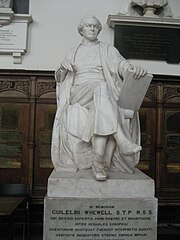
[0,23,26,49]
[0,14,32,63]
[114,25,180,63]
[107,15,180,64]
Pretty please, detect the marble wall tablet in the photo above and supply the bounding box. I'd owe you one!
[114,25,180,63]
[0,14,32,63]
[107,15,180,64]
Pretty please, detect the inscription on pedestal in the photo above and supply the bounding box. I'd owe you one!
[44,197,157,240]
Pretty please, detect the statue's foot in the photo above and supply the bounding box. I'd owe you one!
[122,144,142,156]
[92,162,107,181]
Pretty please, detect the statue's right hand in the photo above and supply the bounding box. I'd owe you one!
[55,60,74,83]
[60,60,74,72]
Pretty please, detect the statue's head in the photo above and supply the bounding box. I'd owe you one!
[77,15,102,41]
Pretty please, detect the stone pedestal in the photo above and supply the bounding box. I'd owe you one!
[43,169,157,240]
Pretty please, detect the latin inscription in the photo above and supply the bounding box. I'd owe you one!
[0,23,26,51]
[114,25,180,63]
[44,198,157,240]
[0,29,18,47]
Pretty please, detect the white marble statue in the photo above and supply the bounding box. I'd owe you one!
[52,15,147,181]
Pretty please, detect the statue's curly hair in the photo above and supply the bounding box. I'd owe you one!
[77,15,102,36]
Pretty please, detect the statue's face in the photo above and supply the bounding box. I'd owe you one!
[81,17,100,41]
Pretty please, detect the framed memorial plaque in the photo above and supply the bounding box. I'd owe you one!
[107,15,180,64]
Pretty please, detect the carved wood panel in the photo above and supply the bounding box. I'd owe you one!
[0,76,31,183]
[33,103,55,195]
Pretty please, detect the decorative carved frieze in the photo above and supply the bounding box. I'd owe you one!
[145,84,156,101]
[163,86,180,101]
[37,81,56,97]
[0,79,30,96]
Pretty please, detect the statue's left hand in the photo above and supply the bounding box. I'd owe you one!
[124,109,134,119]
[131,65,147,79]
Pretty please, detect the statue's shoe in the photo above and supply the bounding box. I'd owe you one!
[92,163,107,181]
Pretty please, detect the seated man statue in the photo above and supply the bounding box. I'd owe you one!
[51,15,147,181]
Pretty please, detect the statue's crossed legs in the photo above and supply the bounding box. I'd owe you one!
[92,124,141,181]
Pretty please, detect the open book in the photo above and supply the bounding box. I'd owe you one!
[118,71,153,112]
